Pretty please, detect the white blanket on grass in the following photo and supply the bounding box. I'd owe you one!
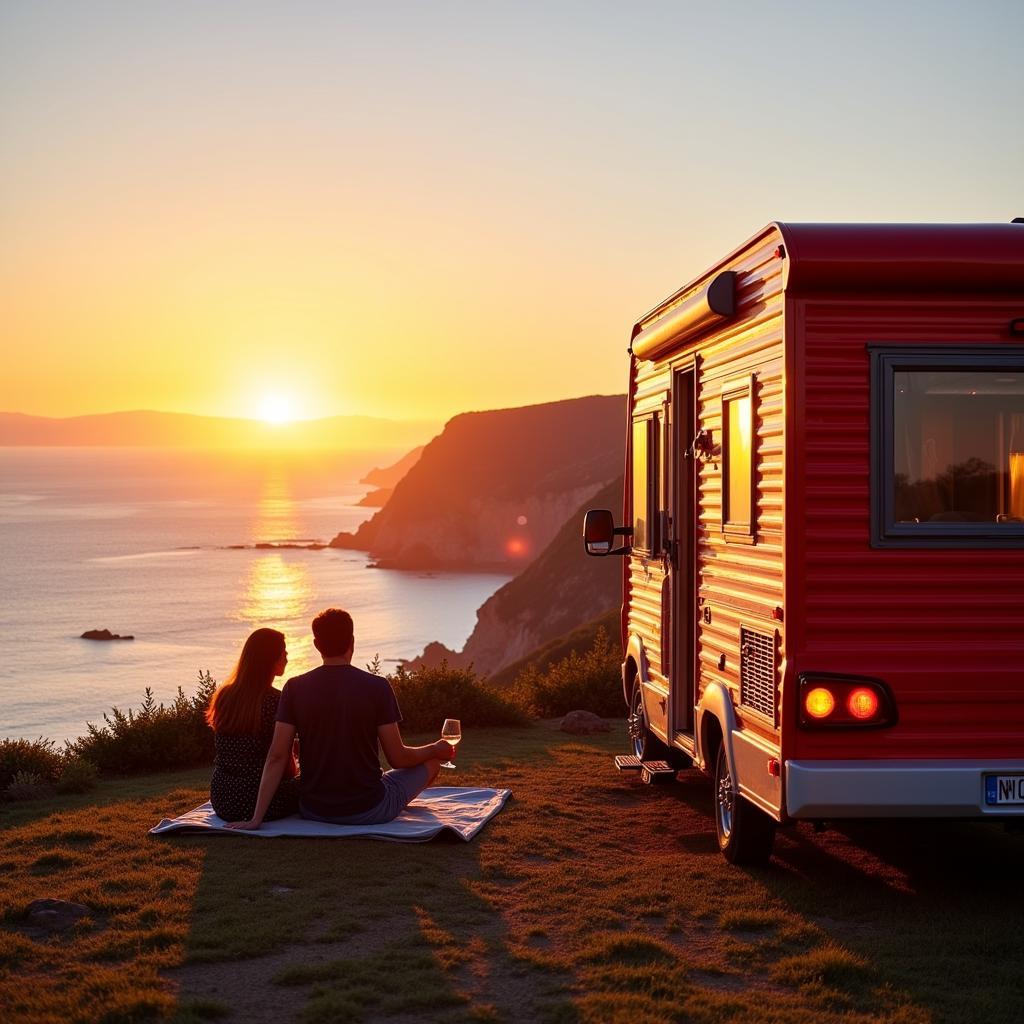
[149,786,511,843]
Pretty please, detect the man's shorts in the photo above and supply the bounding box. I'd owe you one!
[299,764,430,826]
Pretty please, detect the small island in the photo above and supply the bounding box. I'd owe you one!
[80,629,134,641]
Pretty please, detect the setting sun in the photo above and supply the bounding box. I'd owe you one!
[258,393,294,425]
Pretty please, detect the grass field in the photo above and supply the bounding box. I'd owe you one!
[1,721,1022,1023]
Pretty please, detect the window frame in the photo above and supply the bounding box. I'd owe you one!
[631,414,658,556]
[870,345,1024,549]
[720,374,756,543]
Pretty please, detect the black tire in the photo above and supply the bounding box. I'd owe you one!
[626,682,672,762]
[713,743,776,865]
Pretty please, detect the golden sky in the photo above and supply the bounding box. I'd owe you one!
[2,2,1022,423]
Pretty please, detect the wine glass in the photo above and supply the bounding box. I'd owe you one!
[440,718,461,769]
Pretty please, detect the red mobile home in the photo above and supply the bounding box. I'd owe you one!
[585,222,1024,864]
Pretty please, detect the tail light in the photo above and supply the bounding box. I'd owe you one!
[798,673,897,729]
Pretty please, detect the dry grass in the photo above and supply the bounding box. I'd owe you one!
[1,723,1022,1023]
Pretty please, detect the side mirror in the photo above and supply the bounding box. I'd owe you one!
[583,509,632,557]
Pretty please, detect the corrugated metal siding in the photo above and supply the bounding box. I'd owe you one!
[630,230,786,747]
[791,298,1024,759]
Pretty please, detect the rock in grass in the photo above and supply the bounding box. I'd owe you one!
[80,629,134,641]
[26,899,91,931]
[560,710,611,735]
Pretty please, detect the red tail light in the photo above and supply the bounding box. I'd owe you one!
[798,674,896,728]
[847,687,880,720]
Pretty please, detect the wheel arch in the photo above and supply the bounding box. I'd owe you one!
[696,681,738,777]
[622,632,648,706]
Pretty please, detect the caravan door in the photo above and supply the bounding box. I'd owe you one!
[670,365,698,741]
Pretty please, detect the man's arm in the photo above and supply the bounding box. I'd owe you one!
[378,722,452,770]
[225,721,297,831]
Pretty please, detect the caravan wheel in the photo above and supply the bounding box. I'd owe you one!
[626,684,670,761]
[713,745,775,865]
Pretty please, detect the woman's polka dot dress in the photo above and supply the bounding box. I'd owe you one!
[210,689,299,821]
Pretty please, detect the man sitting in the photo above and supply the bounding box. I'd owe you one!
[227,607,453,829]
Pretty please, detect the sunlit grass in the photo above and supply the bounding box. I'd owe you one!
[1,723,1022,1022]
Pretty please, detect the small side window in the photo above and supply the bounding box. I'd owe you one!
[871,347,1024,547]
[632,417,657,553]
[721,376,755,540]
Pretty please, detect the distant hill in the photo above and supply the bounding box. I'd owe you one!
[0,410,436,450]
[360,447,424,488]
[404,475,625,676]
[331,395,625,571]
[356,446,425,506]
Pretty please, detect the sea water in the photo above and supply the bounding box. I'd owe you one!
[0,448,509,742]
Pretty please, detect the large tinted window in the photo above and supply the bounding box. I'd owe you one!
[873,349,1024,546]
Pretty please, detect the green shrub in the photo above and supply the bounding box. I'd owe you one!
[510,627,623,718]
[388,662,528,733]
[0,737,64,791]
[56,757,99,794]
[67,671,217,774]
[4,770,54,802]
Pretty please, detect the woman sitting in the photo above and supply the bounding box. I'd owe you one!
[206,627,299,822]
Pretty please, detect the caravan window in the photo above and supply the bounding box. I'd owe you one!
[721,377,755,539]
[872,348,1024,547]
[632,418,656,553]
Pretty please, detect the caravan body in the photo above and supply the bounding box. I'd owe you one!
[587,223,1024,862]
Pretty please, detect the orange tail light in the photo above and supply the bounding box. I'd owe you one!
[798,674,896,728]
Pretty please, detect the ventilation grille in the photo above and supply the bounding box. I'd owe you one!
[740,627,777,725]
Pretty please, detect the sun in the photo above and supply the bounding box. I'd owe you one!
[258,393,294,425]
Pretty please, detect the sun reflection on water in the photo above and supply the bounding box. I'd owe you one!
[238,553,312,623]
[233,464,319,665]
[252,464,301,544]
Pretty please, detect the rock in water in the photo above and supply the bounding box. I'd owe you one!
[26,899,91,931]
[81,629,134,641]
[560,710,611,735]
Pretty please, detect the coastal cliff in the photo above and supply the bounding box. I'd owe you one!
[357,446,425,506]
[331,395,624,571]
[405,475,624,676]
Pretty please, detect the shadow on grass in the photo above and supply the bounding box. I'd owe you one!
[168,724,588,1023]
[9,723,1020,1024]
[652,764,1024,1024]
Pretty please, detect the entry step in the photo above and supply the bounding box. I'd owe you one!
[640,760,677,784]
[614,755,677,783]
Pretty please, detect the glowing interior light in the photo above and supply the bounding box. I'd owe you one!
[847,687,880,720]
[804,687,835,719]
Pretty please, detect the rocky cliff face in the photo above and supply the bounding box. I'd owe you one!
[405,475,625,676]
[331,395,624,572]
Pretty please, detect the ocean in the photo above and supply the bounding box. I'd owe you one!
[0,447,509,743]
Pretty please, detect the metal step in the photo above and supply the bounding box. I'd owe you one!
[614,754,642,771]
[640,760,677,784]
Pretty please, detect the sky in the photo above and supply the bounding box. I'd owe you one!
[2,0,1022,424]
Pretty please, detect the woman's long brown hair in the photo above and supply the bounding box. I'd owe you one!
[206,627,285,735]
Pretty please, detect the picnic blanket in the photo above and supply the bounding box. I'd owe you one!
[149,786,511,843]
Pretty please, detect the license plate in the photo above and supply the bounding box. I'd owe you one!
[985,775,1024,805]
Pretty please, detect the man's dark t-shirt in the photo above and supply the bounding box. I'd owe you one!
[276,664,402,818]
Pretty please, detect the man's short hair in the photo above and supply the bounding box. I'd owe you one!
[312,607,354,657]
